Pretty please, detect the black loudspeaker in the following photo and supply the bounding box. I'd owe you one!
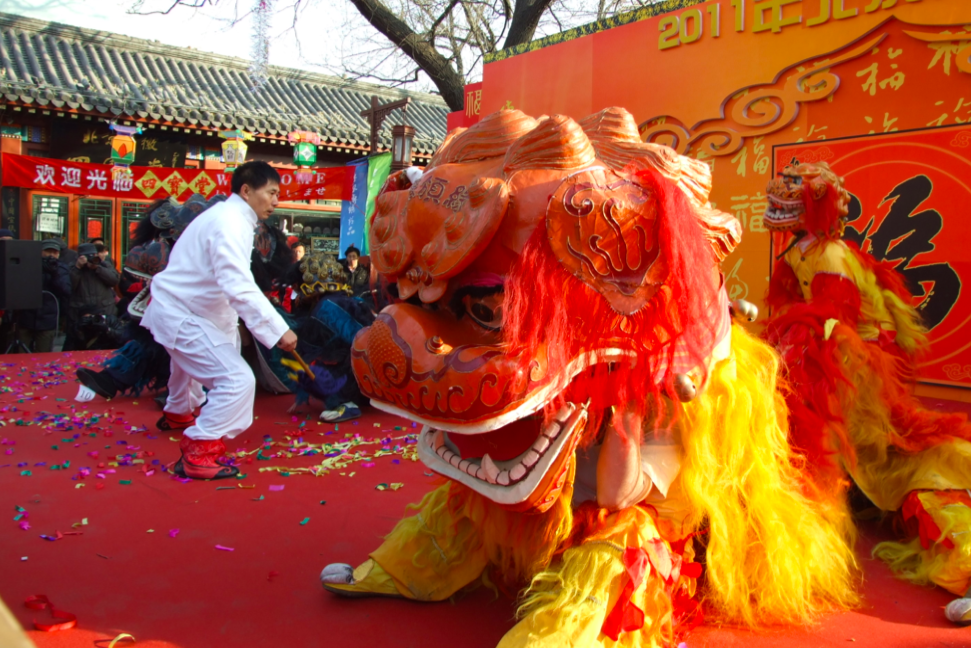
[0,240,43,310]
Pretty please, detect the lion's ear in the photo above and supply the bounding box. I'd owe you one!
[695,206,743,262]
[546,167,665,315]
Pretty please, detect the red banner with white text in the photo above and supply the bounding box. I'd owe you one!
[1,153,355,202]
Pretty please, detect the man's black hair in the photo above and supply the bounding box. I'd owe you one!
[344,245,361,258]
[231,161,281,194]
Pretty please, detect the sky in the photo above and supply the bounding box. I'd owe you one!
[0,0,364,81]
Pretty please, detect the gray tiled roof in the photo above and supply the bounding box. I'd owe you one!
[0,12,448,155]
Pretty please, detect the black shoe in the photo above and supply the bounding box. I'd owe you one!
[76,368,118,400]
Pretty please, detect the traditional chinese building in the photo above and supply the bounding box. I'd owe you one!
[0,11,448,260]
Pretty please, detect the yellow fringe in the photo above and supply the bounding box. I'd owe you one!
[830,325,971,511]
[679,324,860,626]
[370,482,490,601]
[873,491,971,597]
[511,507,673,648]
[370,472,576,601]
[843,251,927,354]
[457,464,576,588]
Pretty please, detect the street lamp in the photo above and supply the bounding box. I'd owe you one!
[361,96,415,159]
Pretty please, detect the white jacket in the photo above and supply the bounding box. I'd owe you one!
[142,193,288,349]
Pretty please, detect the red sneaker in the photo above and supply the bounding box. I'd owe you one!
[176,437,239,480]
[157,412,196,431]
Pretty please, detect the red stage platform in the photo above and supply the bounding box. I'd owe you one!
[1,351,969,648]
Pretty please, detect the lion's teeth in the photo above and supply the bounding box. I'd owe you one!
[497,470,510,486]
[533,436,550,453]
[480,454,500,484]
[554,403,575,423]
[509,464,527,482]
[522,450,541,468]
[544,423,561,439]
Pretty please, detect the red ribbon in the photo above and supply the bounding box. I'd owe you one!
[601,548,650,641]
[601,540,706,641]
[25,595,77,632]
[901,491,955,550]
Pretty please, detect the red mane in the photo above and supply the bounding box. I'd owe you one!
[502,168,720,441]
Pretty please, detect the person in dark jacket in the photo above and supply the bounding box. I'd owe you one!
[15,239,70,353]
[341,246,370,297]
[0,229,18,351]
[66,242,120,350]
[57,238,78,268]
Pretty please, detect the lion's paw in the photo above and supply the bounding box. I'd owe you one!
[945,597,971,626]
[320,559,405,599]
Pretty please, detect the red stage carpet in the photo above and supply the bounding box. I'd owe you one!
[2,351,970,648]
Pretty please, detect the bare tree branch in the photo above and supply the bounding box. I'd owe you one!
[129,0,214,15]
[426,0,462,37]
[345,0,466,109]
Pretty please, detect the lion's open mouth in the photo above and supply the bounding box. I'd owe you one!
[416,401,588,506]
[764,195,804,231]
[124,270,153,320]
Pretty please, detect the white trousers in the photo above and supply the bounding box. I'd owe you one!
[162,317,255,441]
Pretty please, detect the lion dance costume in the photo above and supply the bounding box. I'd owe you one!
[280,253,375,421]
[762,161,971,624]
[319,108,860,646]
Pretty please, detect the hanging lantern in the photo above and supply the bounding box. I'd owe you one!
[287,130,321,184]
[219,130,254,171]
[390,124,417,171]
[108,122,143,188]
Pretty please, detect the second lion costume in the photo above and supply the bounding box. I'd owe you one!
[762,161,971,624]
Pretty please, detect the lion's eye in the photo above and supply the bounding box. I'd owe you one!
[463,294,504,331]
[471,303,495,322]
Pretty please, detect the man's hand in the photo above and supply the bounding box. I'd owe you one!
[276,329,298,352]
[76,255,88,269]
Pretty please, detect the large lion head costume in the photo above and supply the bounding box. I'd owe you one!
[352,108,741,513]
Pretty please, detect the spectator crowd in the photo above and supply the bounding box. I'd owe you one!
[0,230,123,353]
[1,226,374,356]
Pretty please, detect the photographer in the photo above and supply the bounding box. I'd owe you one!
[14,240,70,353]
[91,239,115,269]
[66,242,120,349]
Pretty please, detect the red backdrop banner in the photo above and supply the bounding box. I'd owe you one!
[0,153,355,202]
[772,124,971,387]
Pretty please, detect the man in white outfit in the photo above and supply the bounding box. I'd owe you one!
[142,161,298,480]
